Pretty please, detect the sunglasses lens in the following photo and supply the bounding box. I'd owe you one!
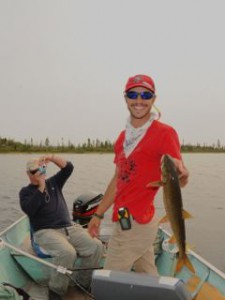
[30,169,39,175]
[141,92,154,99]
[126,91,138,99]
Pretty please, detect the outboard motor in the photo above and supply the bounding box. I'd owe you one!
[73,192,103,227]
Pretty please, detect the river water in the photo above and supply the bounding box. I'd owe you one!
[0,153,225,272]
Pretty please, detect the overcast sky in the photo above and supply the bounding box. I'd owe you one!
[0,0,225,146]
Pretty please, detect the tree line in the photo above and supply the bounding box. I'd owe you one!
[0,137,225,153]
[0,137,113,153]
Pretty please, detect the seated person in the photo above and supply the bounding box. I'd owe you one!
[19,154,103,300]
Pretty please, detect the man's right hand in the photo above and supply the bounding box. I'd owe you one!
[88,216,101,238]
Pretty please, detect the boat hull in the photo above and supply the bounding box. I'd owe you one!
[1,215,225,299]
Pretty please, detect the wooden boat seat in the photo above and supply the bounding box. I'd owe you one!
[186,275,225,300]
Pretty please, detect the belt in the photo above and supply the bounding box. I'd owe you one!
[64,227,69,236]
[62,227,71,240]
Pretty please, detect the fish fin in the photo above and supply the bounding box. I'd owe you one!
[168,235,176,244]
[176,254,195,274]
[159,215,169,223]
[182,210,193,219]
[186,243,195,251]
[147,180,163,188]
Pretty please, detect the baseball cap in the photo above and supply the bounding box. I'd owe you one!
[26,159,40,172]
[124,74,155,93]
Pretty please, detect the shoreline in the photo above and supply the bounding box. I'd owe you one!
[0,150,225,154]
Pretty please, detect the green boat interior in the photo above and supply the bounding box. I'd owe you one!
[1,215,225,300]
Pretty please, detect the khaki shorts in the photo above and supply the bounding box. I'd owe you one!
[104,214,158,275]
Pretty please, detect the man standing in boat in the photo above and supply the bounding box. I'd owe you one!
[88,74,189,275]
[20,154,103,300]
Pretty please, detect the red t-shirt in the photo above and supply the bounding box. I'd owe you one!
[112,120,181,224]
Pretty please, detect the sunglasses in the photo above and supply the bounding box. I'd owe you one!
[29,169,39,175]
[125,91,155,100]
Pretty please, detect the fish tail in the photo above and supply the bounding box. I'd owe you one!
[175,254,195,274]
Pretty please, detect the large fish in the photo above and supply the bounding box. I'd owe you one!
[151,154,195,274]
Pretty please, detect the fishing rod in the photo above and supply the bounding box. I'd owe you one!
[0,238,101,299]
[0,238,102,274]
[0,238,73,276]
[66,274,95,299]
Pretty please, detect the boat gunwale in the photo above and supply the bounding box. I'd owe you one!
[0,215,27,237]
[160,226,225,280]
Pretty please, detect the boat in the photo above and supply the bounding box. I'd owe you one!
[0,193,225,300]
